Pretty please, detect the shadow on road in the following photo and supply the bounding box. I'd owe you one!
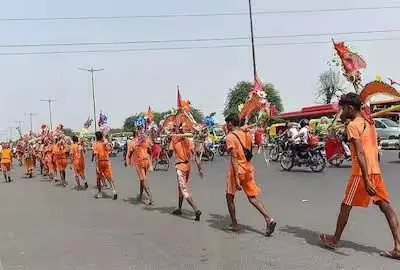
[388,160,400,164]
[206,213,265,236]
[280,225,381,256]
[142,205,195,221]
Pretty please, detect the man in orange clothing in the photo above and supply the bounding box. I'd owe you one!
[93,131,117,200]
[320,93,400,260]
[70,135,88,190]
[168,124,203,221]
[53,138,68,186]
[1,143,13,182]
[127,130,153,204]
[224,113,276,236]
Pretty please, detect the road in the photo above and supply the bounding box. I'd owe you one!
[0,151,399,269]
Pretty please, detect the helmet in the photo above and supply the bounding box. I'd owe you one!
[300,119,309,128]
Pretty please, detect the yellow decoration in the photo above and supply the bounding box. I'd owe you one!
[375,75,382,82]
[238,103,244,112]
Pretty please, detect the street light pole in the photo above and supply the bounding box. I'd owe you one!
[79,67,104,133]
[40,99,56,130]
[15,120,23,137]
[25,112,36,132]
[248,0,257,81]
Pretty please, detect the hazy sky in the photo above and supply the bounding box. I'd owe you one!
[1,0,399,137]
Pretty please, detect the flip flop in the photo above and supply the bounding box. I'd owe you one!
[223,225,240,233]
[380,250,400,260]
[319,234,338,250]
[266,221,277,237]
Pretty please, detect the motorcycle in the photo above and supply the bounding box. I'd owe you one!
[217,137,227,156]
[280,142,326,172]
[202,142,217,161]
[268,137,289,162]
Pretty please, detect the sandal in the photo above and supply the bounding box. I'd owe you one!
[319,234,338,250]
[380,250,400,260]
[265,220,277,237]
[223,224,240,233]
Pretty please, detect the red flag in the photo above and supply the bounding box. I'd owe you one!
[333,40,366,75]
[177,86,183,109]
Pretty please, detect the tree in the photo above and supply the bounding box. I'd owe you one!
[316,69,345,104]
[123,115,138,131]
[223,81,284,118]
[189,106,204,123]
[63,128,75,138]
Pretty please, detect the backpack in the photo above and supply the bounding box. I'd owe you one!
[231,132,253,161]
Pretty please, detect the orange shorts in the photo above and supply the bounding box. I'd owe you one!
[226,169,261,197]
[1,163,10,172]
[56,159,67,171]
[73,160,85,177]
[135,160,149,181]
[97,160,113,179]
[343,174,389,208]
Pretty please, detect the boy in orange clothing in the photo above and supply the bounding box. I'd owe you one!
[53,138,68,186]
[70,135,88,190]
[1,143,13,182]
[168,124,203,221]
[320,93,400,260]
[93,131,117,200]
[224,114,276,236]
[127,130,153,204]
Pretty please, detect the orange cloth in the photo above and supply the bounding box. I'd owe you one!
[1,163,10,172]
[169,136,194,172]
[347,116,380,176]
[70,143,85,177]
[343,174,389,207]
[225,130,260,196]
[44,145,55,173]
[93,141,113,179]
[53,144,67,171]
[127,136,151,180]
[1,148,12,164]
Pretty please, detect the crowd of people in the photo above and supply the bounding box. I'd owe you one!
[0,93,399,260]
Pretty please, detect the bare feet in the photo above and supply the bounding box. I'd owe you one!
[319,234,338,249]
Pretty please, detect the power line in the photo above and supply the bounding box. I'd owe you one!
[0,37,398,56]
[0,6,399,21]
[0,29,399,48]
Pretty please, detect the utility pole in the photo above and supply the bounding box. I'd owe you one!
[15,120,23,137]
[248,0,257,81]
[25,112,36,132]
[40,98,56,130]
[79,66,104,132]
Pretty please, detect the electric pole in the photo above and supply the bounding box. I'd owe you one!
[79,66,104,132]
[40,98,56,130]
[25,112,36,132]
[248,0,257,81]
[15,120,23,137]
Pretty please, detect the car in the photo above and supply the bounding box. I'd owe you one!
[374,118,400,139]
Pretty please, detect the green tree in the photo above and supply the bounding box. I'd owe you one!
[189,106,204,123]
[123,115,138,131]
[223,81,284,118]
[63,128,75,138]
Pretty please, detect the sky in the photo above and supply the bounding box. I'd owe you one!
[1,0,400,139]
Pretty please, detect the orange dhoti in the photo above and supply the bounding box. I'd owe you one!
[73,159,85,177]
[23,157,34,174]
[97,160,113,179]
[56,158,67,171]
[135,160,150,181]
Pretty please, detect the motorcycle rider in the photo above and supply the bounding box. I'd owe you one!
[293,119,311,159]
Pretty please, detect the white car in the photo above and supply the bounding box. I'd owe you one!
[374,118,400,139]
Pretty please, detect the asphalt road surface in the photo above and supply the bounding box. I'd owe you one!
[0,151,400,270]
